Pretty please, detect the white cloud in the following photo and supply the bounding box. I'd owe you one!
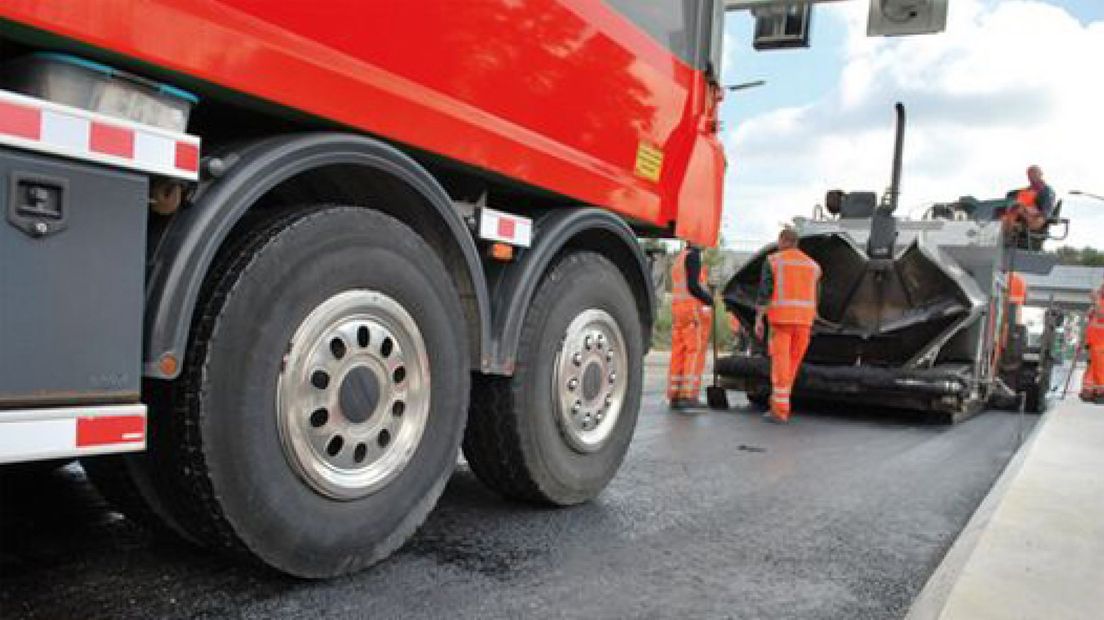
[722,28,741,74]
[722,0,1104,248]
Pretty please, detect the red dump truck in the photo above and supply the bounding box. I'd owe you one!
[0,1,725,576]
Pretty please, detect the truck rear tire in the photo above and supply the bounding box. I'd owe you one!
[144,206,468,577]
[463,251,643,505]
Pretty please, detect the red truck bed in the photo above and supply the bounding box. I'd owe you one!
[0,0,724,244]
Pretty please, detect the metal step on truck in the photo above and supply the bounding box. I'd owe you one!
[0,2,727,577]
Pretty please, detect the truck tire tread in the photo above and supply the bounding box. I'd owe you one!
[159,207,311,554]
[464,373,544,502]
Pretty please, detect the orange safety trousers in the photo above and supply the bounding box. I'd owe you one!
[1083,298,1104,400]
[1082,344,1104,400]
[667,300,710,402]
[769,324,812,420]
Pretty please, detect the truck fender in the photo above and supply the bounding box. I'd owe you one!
[144,132,492,378]
[485,208,654,375]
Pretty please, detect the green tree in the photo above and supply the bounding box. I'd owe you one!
[1050,246,1104,266]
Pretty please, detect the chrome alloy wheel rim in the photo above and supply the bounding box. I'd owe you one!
[277,290,430,500]
[553,309,628,453]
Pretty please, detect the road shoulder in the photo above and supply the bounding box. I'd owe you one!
[907,398,1104,619]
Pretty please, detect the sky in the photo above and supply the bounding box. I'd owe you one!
[717,0,1104,250]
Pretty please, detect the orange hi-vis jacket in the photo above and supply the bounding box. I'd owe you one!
[1009,272,1027,305]
[766,248,821,326]
[1015,188,1039,213]
[1087,290,1104,347]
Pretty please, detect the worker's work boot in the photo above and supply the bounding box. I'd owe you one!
[761,412,789,424]
[670,397,702,410]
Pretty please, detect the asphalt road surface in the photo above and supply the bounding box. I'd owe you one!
[0,354,1036,619]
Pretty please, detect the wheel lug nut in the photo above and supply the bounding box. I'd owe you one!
[606,350,614,361]
[584,336,593,350]
[596,334,605,348]
[572,401,582,415]
[608,372,616,384]
[568,377,579,391]
[573,353,583,366]
[605,395,612,408]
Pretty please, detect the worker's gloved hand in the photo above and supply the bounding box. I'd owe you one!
[754,317,764,341]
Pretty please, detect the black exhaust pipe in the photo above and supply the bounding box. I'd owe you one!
[887,102,906,213]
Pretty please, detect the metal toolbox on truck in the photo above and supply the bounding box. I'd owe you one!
[0,148,147,406]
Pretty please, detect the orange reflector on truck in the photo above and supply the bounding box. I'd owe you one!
[490,242,514,261]
[158,354,179,377]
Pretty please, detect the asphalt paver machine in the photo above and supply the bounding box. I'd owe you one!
[717,105,1064,421]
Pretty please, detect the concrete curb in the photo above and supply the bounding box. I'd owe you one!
[905,414,1038,619]
[906,398,1104,619]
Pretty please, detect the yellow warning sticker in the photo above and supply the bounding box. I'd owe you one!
[634,142,664,183]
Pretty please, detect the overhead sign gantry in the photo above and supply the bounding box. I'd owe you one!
[724,0,949,49]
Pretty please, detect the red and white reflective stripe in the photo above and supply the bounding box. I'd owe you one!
[0,404,146,465]
[0,89,199,180]
[479,207,532,248]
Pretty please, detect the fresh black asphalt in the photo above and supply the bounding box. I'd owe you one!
[0,355,1035,619]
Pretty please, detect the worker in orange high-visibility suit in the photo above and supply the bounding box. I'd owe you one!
[1009,272,1027,307]
[667,244,714,409]
[1003,165,1056,236]
[754,227,821,423]
[1081,285,1104,402]
[995,271,1028,364]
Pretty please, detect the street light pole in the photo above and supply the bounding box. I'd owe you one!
[726,80,767,92]
[1071,190,1104,203]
